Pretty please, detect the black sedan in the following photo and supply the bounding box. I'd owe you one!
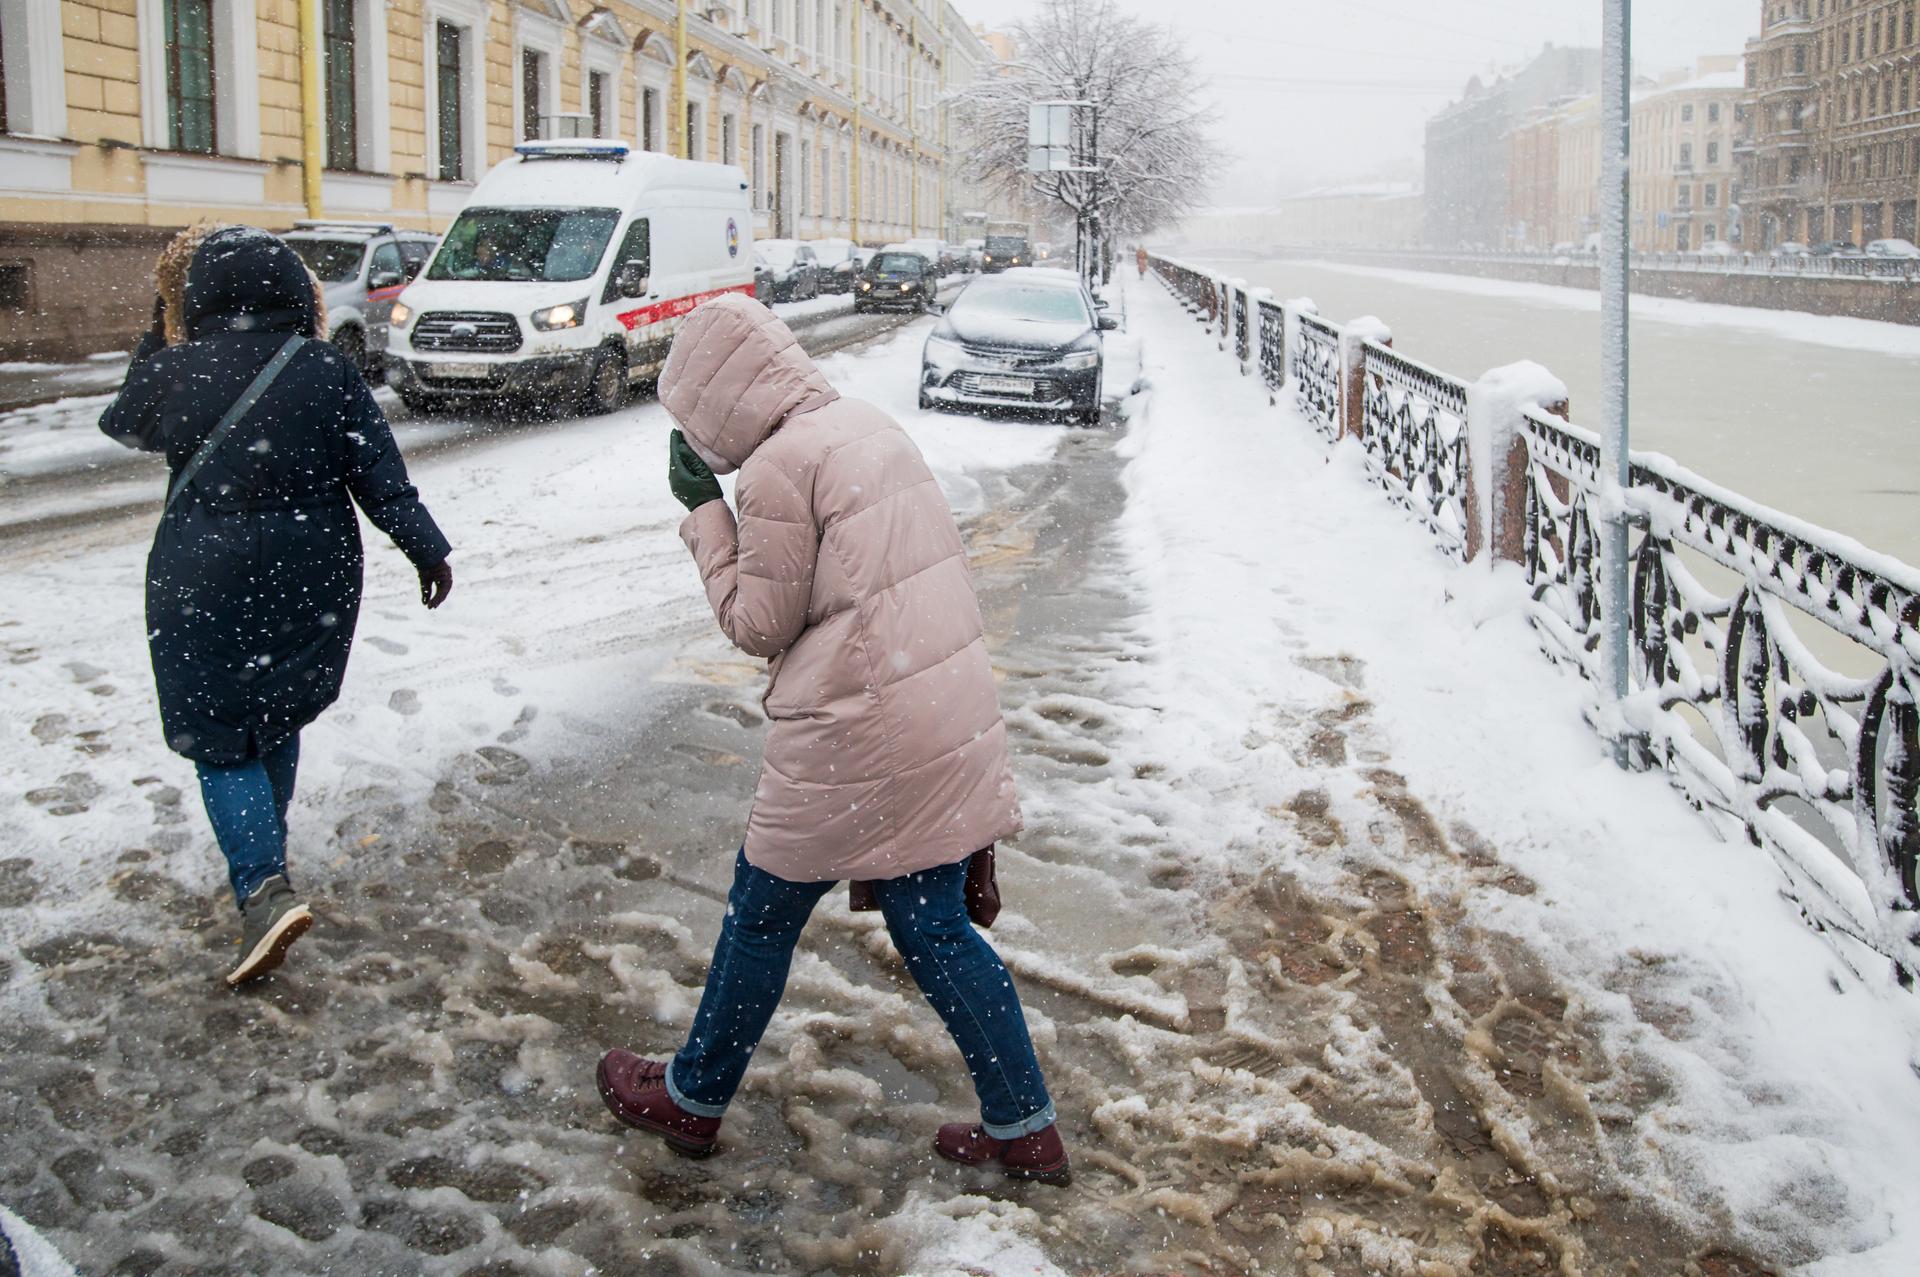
[853,251,935,313]
[752,251,775,304]
[919,269,1117,426]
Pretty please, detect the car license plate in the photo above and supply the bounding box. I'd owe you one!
[425,361,488,379]
[975,375,1030,395]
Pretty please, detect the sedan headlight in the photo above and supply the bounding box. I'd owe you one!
[531,298,588,331]
[1058,348,1099,371]
[924,334,963,368]
[389,302,413,328]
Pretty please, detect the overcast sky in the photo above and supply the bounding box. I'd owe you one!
[955,0,1758,203]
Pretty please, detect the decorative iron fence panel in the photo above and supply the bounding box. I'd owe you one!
[1521,407,1920,976]
[1291,313,1343,439]
[1256,299,1286,395]
[1233,287,1251,365]
[1147,254,1216,319]
[1358,342,1471,560]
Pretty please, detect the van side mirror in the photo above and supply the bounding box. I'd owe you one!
[369,269,403,290]
[616,261,650,298]
[1097,314,1119,331]
[403,258,425,281]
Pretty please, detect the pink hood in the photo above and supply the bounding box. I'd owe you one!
[658,293,838,474]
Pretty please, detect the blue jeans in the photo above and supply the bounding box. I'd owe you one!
[668,850,1057,1140]
[195,734,300,907]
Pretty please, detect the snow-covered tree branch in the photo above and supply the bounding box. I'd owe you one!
[951,0,1222,242]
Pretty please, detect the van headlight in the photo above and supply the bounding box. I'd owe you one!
[1058,349,1099,371]
[389,302,412,328]
[531,298,588,331]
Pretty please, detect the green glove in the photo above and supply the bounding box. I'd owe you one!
[668,428,724,512]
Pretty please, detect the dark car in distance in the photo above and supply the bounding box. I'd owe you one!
[980,234,1030,273]
[854,250,935,313]
[758,239,821,301]
[752,250,775,304]
[919,268,1117,426]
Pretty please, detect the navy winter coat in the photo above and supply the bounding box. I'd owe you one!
[100,227,450,766]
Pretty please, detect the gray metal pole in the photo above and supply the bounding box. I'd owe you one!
[1600,0,1633,765]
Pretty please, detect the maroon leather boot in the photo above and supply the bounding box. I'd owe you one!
[933,1122,1072,1185]
[596,1049,720,1158]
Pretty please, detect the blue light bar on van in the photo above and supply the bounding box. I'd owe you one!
[514,139,631,160]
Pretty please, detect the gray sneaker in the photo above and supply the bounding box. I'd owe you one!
[227,874,313,987]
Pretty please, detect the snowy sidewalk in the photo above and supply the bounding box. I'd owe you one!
[1109,269,1920,1274]
[2,278,1916,1275]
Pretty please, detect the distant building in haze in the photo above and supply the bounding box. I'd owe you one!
[1422,44,1602,248]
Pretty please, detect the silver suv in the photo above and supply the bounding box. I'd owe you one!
[283,220,439,377]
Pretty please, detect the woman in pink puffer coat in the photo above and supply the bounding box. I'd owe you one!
[596,293,1069,1184]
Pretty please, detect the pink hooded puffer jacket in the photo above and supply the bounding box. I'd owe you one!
[661,294,1022,882]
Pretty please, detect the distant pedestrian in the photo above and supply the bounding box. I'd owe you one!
[99,225,453,987]
[595,294,1070,1185]
[1136,244,1148,278]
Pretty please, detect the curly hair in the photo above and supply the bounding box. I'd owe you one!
[154,222,328,344]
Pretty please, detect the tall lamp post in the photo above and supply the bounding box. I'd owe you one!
[1600,0,1633,764]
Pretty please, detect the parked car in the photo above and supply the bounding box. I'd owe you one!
[808,237,863,292]
[961,237,986,270]
[283,220,438,377]
[1697,240,1736,257]
[386,139,754,416]
[980,233,1030,273]
[1770,241,1811,258]
[757,239,821,301]
[1865,238,1920,259]
[1810,240,1861,257]
[854,249,936,313]
[919,267,1118,426]
[752,250,775,303]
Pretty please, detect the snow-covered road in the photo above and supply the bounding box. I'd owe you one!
[1,278,1915,1275]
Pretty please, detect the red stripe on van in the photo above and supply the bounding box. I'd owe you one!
[616,283,756,332]
[367,285,407,302]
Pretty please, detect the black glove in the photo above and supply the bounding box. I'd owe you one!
[669,429,724,512]
[418,558,453,609]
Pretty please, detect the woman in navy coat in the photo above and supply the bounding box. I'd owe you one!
[101,226,452,985]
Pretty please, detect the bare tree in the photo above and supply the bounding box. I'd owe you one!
[952,0,1221,259]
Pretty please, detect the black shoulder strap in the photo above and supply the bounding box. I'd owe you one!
[165,335,307,514]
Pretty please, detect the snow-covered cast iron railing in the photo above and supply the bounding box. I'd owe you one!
[1522,408,1920,977]
[1151,254,1216,320]
[1144,248,1920,980]
[1358,343,1472,562]
[1291,313,1343,439]
[1256,298,1286,397]
[1232,287,1251,366]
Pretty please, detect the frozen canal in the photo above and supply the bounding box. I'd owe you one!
[1189,255,1920,571]
[3,278,1917,1274]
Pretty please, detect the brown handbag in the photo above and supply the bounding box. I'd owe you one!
[849,846,1001,928]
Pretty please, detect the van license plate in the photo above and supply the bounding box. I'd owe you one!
[426,361,489,379]
[975,376,1030,395]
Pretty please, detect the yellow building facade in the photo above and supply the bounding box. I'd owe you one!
[0,0,988,355]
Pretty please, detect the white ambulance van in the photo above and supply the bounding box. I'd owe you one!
[386,140,753,414]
